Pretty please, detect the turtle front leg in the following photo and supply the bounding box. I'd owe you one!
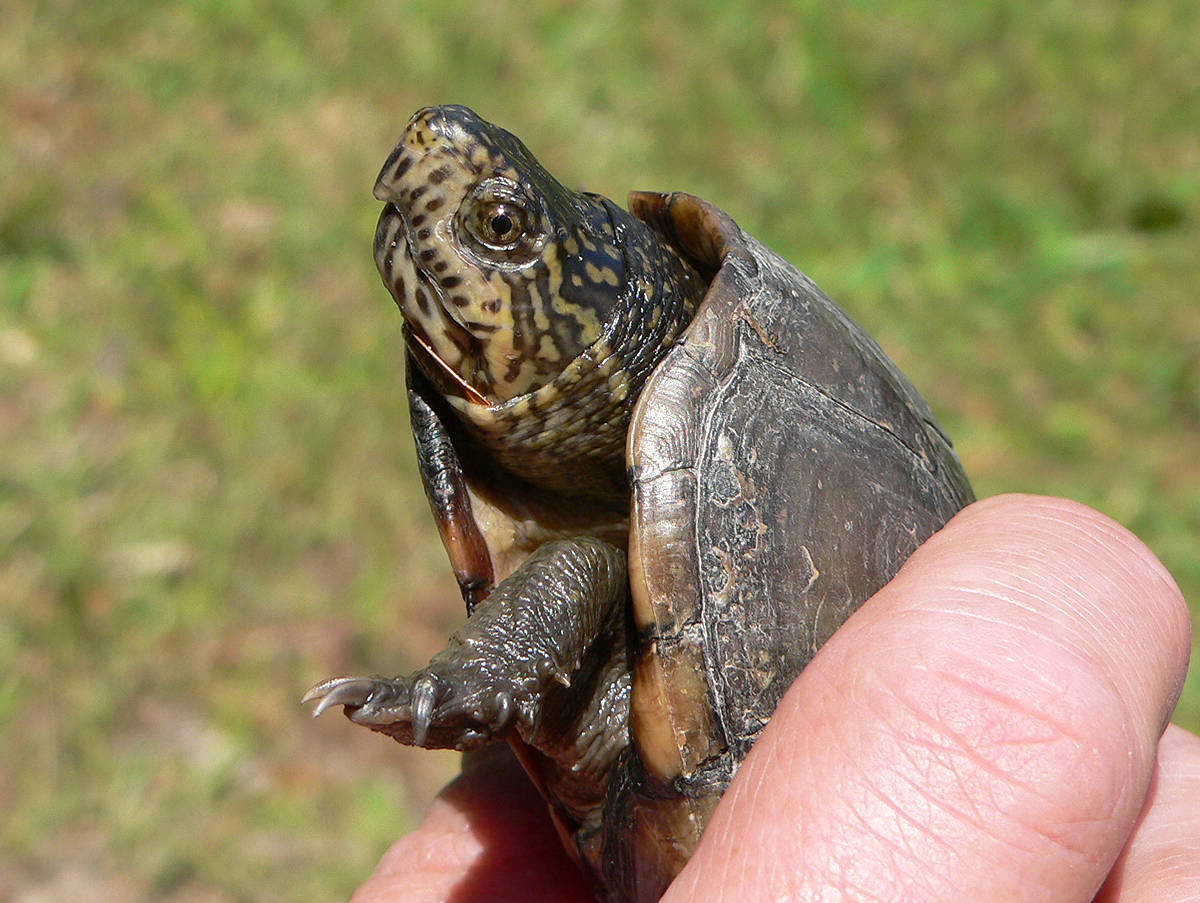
[306,537,627,752]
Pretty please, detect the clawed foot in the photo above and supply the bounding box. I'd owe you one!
[304,666,527,750]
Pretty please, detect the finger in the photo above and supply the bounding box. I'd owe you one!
[667,494,1191,903]
[1096,724,1200,902]
[351,743,591,903]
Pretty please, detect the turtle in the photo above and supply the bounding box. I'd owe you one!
[305,104,973,902]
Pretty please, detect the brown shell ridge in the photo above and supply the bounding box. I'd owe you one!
[625,200,768,795]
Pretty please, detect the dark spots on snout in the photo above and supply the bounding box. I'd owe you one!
[419,248,438,262]
[417,227,432,240]
[392,155,413,179]
[433,260,449,273]
[442,275,462,289]
[428,166,449,185]
[411,213,427,228]
[449,294,471,308]
[482,298,501,313]
[426,197,444,213]
[410,185,427,202]
[414,286,433,316]
[465,321,499,333]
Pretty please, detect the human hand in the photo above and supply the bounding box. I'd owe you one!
[349,495,1199,902]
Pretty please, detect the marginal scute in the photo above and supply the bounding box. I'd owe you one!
[652,633,724,773]
[628,639,682,782]
[629,469,725,785]
[626,352,711,480]
[629,470,702,632]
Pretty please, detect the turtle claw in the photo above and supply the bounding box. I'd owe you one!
[410,673,443,746]
[305,649,546,748]
[303,676,384,718]
[489,689,514,730]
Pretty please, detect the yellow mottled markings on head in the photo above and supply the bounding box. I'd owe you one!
[646,304,663,331]
[469,145,491,168]
[527,282,550,332]
[470,271,519,395]
[486,272,516,327]
[563,236,580,256]
[570,274,583,287]
[542,243,564,304]
[538,333,562,362]
[549,291,601,339]
[584,262,620,287]
[513,359,537,393]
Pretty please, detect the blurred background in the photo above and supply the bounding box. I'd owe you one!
[2,1,1197,900]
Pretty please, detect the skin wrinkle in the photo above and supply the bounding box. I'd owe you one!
[847,766,953,886]
[1026,497,1182,598]
[860,614,1131,824]
[879,638,1143,859]
[908,500,1186,879]
[821,766,954,903]
[853,667,1102,883]
[776,675,961,901]
[912,609,1149,785]
[732,752,765,893]
[976,499,1187,647]
[932,562,1130,660]
[756,737,794,899]
[886,702,1017,839]
[877,584,1132,700]
[849,670,1010,901]
[709,778,741,900]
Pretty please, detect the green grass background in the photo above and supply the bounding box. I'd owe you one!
[2,1,1197,899]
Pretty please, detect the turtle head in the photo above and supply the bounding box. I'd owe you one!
[374,105,628,405]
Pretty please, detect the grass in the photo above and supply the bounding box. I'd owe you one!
[1,0,1197,899]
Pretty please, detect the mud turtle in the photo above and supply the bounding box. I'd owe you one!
[306,105,973,902]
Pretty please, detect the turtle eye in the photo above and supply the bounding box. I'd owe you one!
[465,201,527,250]
[488,210,515,240]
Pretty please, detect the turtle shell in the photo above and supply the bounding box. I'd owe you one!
[623,192,973,853]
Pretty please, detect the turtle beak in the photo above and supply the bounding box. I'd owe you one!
[374,136,412,203]
[403,325,490,407]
